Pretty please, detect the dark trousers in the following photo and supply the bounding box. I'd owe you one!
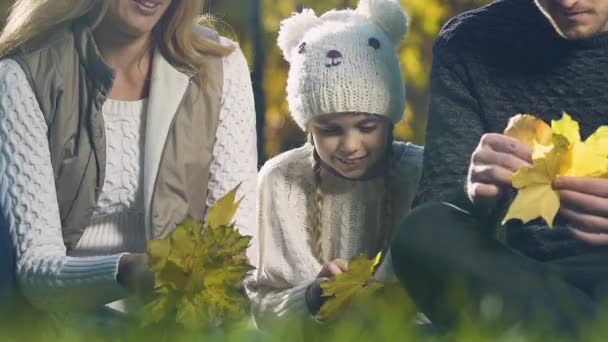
[391,202,608,335]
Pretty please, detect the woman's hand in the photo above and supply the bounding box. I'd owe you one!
[306,258,349,314]
[117,253,155,297]
[555,176,608,245]
[467,133,533,208]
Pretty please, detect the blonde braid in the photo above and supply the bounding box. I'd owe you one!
[308,128,394,263]
[309,135,326,263]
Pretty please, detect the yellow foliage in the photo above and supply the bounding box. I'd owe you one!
[141,186,253,330]
[503,114,553,147]
[317,252,383,321]
[551,112,580,145]
[503,113,608,227]
[502,134,569,227]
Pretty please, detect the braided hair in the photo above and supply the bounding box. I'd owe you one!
[307,125,394,263]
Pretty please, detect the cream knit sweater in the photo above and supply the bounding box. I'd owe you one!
[245,141,423,329]
[0,41,257,313]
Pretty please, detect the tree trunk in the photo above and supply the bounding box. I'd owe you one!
[250,0,266,164]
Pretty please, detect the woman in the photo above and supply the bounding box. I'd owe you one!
[0,0,257,320]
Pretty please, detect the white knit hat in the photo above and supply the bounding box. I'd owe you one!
[277,0,408,130]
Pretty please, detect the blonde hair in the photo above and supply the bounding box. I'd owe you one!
[154,0,234,85]
[0,0,233,84]
[308,127,395,263]
[311,148,325,262]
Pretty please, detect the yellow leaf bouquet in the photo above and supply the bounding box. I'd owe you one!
[140,185,254,331]
[503,113,608,227]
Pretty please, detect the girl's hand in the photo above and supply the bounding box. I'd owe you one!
[306,258,349,315]
[316,258,349,278]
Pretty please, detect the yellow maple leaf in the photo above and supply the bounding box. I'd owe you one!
[565,142,608,178]
[563,126,608,178]
[551,112,580,145]
[503,113,608,227]
[502,176,559,227]
[501,114,572,227]
[316,253,383,321]
[531,142,554,161]
[504,114,553,147]
[585,126,608,156]
[502,134,569,227]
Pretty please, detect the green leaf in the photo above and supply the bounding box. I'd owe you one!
[156,260,189,290]
[209,226,252,259]
[147,238,170,272]
[176,296,205,330]
[168,225,196,271]
[139,287,173,327]
[317,253,384,321]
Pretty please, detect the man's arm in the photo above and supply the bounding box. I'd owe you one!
[413,38,485,208]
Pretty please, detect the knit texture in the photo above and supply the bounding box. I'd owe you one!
[414,0,608,260]
[245,141,423,329]
[0,40,257,313]
[73,99,148,257]
[207,38,258,249]
[0,59,127,313]
[277,0,408,130]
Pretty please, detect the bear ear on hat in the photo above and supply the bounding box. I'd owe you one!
[356,0,408,46]
[277,8,321,63]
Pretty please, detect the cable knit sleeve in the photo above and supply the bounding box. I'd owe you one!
[0,59,127,313]
[205,40,258,263]
[244,159,314,330]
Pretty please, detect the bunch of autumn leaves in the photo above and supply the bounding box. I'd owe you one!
[140,186,385,330]
[503,113,608,227]
[140,187,253,330]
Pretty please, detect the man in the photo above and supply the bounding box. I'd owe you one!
[391,0,608,335]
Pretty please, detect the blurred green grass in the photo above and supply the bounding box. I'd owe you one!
[3,282,607,342]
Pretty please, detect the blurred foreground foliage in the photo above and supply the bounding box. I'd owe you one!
[4,282,608,342]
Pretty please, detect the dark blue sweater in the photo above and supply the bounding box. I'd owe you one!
[414,0,608,260]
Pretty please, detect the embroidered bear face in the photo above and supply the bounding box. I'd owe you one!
[293,17,387,70]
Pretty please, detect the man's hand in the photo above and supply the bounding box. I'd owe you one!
[555,176,608,245]
[467,133,533,207]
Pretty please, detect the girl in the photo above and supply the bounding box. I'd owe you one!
[0,0,256,323]
[245,0,423,329]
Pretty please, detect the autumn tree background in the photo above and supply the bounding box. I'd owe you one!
[0,0,490,162]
